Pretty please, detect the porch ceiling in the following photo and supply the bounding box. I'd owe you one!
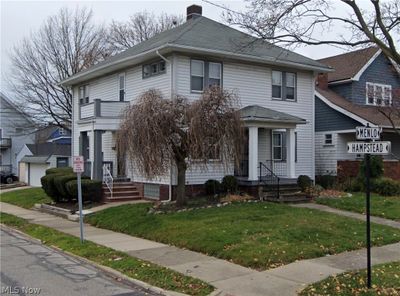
[240,105,307,126]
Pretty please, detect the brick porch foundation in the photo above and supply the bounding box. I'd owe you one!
[337,160,400,181]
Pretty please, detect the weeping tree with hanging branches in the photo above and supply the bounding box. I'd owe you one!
[116,86,243,206]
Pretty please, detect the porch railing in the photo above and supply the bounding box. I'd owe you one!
[103,164,113,199]
[259,162,280,199]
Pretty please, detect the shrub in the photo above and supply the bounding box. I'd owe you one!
[371,177,400,196]
[297,175,312,192]
[204,179,222,195]
[359,156,383,179]
[222,175,238,193]
[66,179,103,202]
[54,174,89,202]
[316,175,336,189]
[342,177,364,192]
[45,167,73,176]
[41,173,64,202]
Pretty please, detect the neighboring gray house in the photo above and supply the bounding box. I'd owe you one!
[61,5,331,201]
[315,47,400,177]
[17,143,71,186]
[0,92,36,175]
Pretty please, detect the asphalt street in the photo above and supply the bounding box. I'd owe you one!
[0,228,157,296]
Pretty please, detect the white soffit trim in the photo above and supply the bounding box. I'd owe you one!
[315,91,374,126]
[352,49,382,81]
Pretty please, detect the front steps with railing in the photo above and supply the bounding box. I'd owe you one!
[102,180,142,202]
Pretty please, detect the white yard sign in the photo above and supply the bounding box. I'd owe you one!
[73,156,84,173]
[347,141,391,155]
[356,126,382,140]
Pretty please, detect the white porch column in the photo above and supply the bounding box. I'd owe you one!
[248,126,259,181]
[286,128,296,178]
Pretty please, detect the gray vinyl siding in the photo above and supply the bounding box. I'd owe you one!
[330,83,353,101]
[315,96,360,132]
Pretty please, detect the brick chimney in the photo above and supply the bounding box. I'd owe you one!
[316,73,329,90]
[187,4,202,21]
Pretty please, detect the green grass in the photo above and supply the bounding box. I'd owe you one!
[299,261,400,295]
[316,193,400,221]
[85,202,400,270]
[0,188,52,208]
[0,212,213,296]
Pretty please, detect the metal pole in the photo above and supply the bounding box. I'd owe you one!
[365,153,371,288]
[77,172,84,243]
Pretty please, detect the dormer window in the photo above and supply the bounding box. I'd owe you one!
[366,82,391,106]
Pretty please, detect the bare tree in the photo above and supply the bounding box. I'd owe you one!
[224,0,400,64]
[9,7,110,127]
[108,11,184,53]
[116,86,243,206]
[378,88,400,136]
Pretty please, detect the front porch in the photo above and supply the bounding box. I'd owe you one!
[235,105,306,183]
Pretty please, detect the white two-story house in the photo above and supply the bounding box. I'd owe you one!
[61,5,331,200]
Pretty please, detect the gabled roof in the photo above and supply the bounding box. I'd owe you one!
[61,17,331,86]
[317,47,380,83]
[240,105,306,124]
[316,87,400,128]
[26,143,71,157]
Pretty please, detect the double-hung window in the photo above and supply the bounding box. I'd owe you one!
[79,85,89,105]
[119,73,125,101]
[191,59,222,92]
[366,82,391,106]
[273,132,287,161]
[324,134,333,145]
[191,60,204,92]
[272,71,296,101]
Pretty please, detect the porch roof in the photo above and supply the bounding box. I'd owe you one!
[240,105,306,124]
[20,156,50,164]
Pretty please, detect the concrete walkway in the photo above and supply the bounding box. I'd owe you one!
[293,203,400,229]
[1,202,399,296]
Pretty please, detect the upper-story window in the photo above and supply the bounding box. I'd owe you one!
[191,59,222,92]
[79,85,89,105]
[142,60,166,79]
[59,128,65,135]
[272,70,296,101]
[119,73,125,101]
[366,82,391,106]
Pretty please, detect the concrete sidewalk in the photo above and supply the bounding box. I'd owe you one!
[293,203,400,229]
[1,202,399,296]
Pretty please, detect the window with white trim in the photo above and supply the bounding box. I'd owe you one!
[190,59,222,92]
[366,82,391,106]
[272,71,296,101]
[142,60,166,79]
[79,85,89,105]
[273,132,287,161]
[324,134,333,145]
[59,128,65,135]
[119,73,125,101]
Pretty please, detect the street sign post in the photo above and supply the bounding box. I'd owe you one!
[348,125,391,289]
[73,156,85,243]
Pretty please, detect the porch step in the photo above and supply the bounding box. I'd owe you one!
[102,181,142,201]
[261,183,310,203]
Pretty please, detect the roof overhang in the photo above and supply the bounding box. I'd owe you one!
[21,156,50,164]
[60,44,333,86]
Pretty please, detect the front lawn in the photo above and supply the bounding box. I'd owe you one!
[0,188,51,208]
[0,213,214,296]
[86,202,400,270]
[299,261,400,295]
[316,193,400,221]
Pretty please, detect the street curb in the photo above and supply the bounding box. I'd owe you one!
[0,224,190,296]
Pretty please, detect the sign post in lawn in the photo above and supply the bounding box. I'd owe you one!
[73,156,85,243]
[347,125,391,289]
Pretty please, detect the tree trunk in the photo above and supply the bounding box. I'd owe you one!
[176,160,187,206]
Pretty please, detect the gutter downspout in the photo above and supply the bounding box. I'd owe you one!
[156,49,173,203]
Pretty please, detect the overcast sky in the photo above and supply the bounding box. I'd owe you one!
[1,0,351,95]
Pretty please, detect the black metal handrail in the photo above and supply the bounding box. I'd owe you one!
[259,162,280,199]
